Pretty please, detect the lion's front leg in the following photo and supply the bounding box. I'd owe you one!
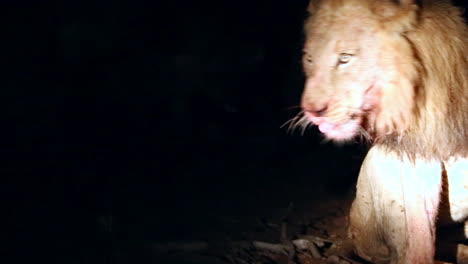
[349,146,442,264]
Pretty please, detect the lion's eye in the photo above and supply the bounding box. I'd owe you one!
[338,53,352,65]
[303,52,313,65]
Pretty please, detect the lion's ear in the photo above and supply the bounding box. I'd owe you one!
[307,0,328,15]
[373,0,418,33]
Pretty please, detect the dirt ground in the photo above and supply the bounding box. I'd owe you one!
[115,185,360,264]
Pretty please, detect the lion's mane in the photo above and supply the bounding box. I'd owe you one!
[381,1,468,161]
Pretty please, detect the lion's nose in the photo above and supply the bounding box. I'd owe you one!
[302,102,328,117]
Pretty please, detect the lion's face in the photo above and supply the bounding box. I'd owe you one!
[301,5,417,142]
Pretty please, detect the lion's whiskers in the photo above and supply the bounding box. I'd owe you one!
[281,111,316,135]
[282,105,302,111]
[358,126,372,142]
[299,116,313,136]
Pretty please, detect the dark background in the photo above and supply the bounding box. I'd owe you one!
[3,1,467,263]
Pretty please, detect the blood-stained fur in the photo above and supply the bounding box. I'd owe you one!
[298,0,468,263]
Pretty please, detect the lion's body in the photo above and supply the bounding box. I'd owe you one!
[300,0,468,263]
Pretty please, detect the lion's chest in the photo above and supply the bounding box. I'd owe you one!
[349,146,468,263]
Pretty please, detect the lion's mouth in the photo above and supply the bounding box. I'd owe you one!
[304,111,362,141]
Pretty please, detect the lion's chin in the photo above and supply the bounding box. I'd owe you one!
[318,120,360,142]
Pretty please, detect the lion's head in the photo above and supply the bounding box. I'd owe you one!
[301,0,420,142]
[298,0,468,160]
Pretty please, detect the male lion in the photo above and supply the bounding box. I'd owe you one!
[299,0,468,263]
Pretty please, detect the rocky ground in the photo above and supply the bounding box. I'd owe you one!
[146,192,359,264]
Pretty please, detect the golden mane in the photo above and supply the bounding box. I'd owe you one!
[381,0,468,161]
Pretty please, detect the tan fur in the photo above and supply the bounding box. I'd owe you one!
[300,0,468,263]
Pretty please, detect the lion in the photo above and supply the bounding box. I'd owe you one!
[298,0,468,263]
